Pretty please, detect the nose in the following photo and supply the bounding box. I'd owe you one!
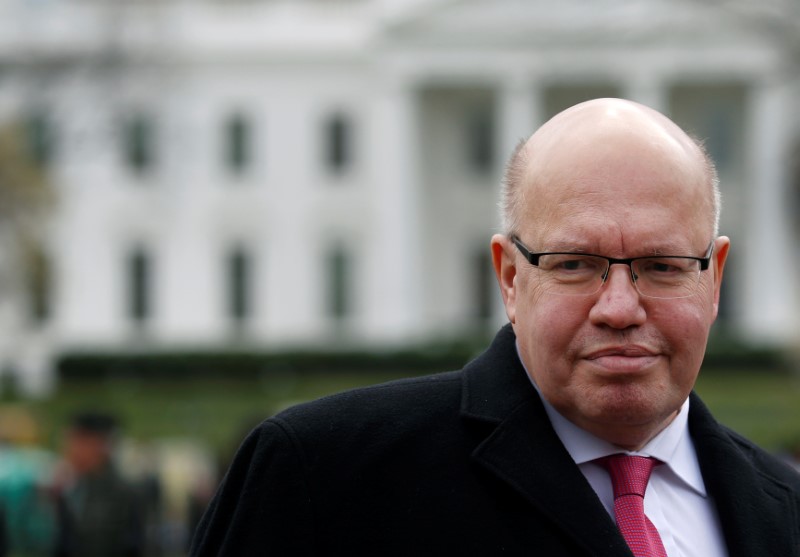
[589,264,646,329]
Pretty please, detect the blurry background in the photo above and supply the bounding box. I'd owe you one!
[0,0,799,554]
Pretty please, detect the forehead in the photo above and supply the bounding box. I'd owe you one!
[519,105,712,252]
[524,172,710,254]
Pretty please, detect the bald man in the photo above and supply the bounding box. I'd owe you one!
[191,99,800,557]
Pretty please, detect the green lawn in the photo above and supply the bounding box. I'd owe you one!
[694,369,800,452]
[6,366,800,459]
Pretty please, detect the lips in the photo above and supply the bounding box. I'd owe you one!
[586,346,658,359]
[584,345,660,373]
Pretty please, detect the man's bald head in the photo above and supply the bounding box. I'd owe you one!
[500,98,720,238]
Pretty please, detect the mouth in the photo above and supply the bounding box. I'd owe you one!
[583,346,661,374]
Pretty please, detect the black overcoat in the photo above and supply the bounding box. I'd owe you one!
[191,325,800,556]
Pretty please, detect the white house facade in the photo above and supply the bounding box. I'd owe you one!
[0,0,798,394]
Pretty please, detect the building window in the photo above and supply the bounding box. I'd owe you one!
[471,249,495,325]
[326,246,351,319]
[25,111,53,168]
[123,114,155,175]
[127,247,152,323]
[227,246,252,324]
[224,113,252,176]
[465,105,494,174]
[324,114,352,173]
[418,86,495,183]
[26,245,51,325]
[668,83,747,181]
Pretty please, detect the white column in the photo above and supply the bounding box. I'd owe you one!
[159,200,219,342]
[262,96,324,344]
[158,91,220,342]
[742,79,799,344]
[362,78,424,344]
[497,76,541,168]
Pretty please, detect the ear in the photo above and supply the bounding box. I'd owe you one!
[491,234,518,324]
[710,235,730,318]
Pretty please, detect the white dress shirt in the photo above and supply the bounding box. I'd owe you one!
[518,352,729,556]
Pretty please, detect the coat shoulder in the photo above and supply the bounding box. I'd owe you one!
[271,370,465,438]
[722,425,800,490]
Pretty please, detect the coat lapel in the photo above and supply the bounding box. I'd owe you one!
[689,394,799,557]
[461,325,633,556]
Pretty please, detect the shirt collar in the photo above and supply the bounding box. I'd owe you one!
[515,342,707,497]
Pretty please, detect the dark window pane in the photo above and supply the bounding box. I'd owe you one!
[27,245,51,325]
[26,111,53,167]
[466,106,494,173]
[124,115,155,174]
[128,248,152,322]
[327,247,350,319]
[228,247,251,322]
[225,114,251,175]
[325,114,351,173]
[472,249,494,323]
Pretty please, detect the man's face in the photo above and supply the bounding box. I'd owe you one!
[65,430,110,475]
[492,110,729,449]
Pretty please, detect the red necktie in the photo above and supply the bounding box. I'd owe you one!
[598,455,668,557]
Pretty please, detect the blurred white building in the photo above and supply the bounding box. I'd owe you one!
[0,0,798,393]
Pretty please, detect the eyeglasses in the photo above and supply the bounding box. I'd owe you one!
[510,236,715,299]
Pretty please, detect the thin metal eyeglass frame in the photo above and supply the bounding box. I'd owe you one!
[509,235,715,296]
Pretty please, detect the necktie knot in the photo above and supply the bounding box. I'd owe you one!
[598,454,659,498]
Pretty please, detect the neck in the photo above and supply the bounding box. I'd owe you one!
[574,409,679,452]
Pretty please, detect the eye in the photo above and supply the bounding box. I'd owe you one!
[557,258,593,271]
[540,255,604,275]
[639,258,694,275]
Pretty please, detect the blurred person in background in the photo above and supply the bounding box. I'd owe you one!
[191,99,800,556]
[53,411,144,557]
[0,406,57,556]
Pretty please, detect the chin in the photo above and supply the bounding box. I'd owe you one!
[590,387,677,427]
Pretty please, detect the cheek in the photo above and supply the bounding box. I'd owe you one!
[649,300,713,363]
[535,303,584,347]
[665,292,715,328]
[518,296,589,372]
